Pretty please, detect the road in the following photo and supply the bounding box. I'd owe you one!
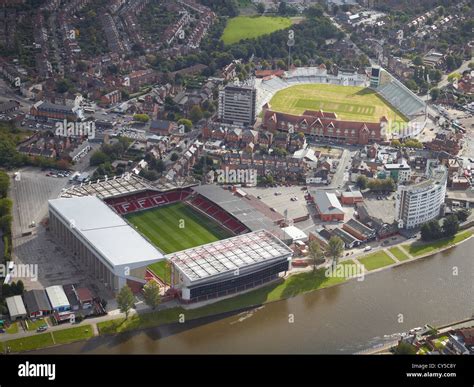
[437,59,472,89]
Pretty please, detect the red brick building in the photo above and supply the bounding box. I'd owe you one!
[340,191,364,205]
[262,107,386,145]
[312,191,345,222]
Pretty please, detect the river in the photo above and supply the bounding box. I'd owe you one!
[35,239,474,354]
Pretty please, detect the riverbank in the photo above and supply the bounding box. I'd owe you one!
[2,229,472,354]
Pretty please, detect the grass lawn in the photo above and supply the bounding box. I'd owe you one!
[126,202,233,255]
[4,333,54,353]
[389,246,411,262]
[52,325,94,345]
[148,260,171,284]
[403,231,473,258]
[221,16,293,45]
[433,335,449,350]
[98,261,357,335]
[25,319,47,331]
[269,84,408,125]
[5,322,19,334]
[358,251,395,271]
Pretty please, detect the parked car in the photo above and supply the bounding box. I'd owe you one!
[363,246,372,252]
[37,325,48,332]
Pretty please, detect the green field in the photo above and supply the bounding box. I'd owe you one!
[388,246,411,262]
[52,325,94,345]
[358,251,396,271]
[98,260,358,335]
[126,201,232,253]
[269,84,408,124]
[25,318,47,331]
[403,231,473,258]
[221,16,293,45]
[4,333,54,353]
[148,260,171,284]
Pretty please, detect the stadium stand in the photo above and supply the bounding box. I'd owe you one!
[188,195,250,235]
[376,77,426,118]
[105,188,193,215]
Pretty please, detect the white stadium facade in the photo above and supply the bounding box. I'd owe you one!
[49,175,293,301]
[49,195,165,293]
[168,230,292,303]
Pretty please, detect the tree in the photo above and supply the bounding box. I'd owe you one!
[355,175,368,190]
[189,105,203,123]
[177,118,192,133]
[278,1,287,15]
[421,220,442,241]
[256,2,265,14]
[0,198,12,217]
[14,280,24,295]
[0,171,10,198]
[430,88,440,101]
[391,139,401,148]
[455,208,471,223]
[307,5,324,18]
[89,151,109,166]
[442,215,459,238]
[133,114,150,123]
[394,341,417,355]
[308,241,325,272]
[413,56,423,66]
[170,153,179,162]
[327,236,344,266]
[445,56,455,71]
[117,285,135,319]
[143,281,161,310]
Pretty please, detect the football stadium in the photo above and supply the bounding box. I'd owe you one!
[257,66,427,140]
[50,175,289,303]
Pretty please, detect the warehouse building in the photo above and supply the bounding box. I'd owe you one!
[6,295,27,321]
[48,196,165,293]
[312,191,345,222]
[168,230,292,303]
[23,289,52,318]
[45,286,70,313]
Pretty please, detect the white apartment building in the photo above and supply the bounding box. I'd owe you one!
[218,83,257,127]
[395,162,447,229]
[384,162,412,183]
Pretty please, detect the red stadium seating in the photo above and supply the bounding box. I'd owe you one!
[188,195,250,235]
[104,190,249,236]
[104,189,191,215]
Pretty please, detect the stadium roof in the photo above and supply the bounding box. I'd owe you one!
[48,196,164,271]
[60,174,199,200]
[192,185,282,234]
[60,174,152,200]
[168,230,292,284]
